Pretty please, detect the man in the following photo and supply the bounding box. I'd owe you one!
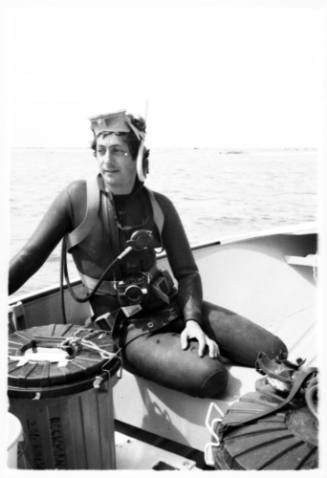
[9,110,287,397]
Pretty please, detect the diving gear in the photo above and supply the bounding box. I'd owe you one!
[61,229,156,306]
[79,267,176,307]
[66,175,164,251]
[115,273,150,306]
[117,229,155,260]
[90,110,134,137]
[151,270,175,304]
[136,136,147,182]
[9,178,204,326]
[209,354,318,469]
[94,312,113,331]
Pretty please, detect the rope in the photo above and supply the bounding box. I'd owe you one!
[59,336,117,360]
[25,334,118,361]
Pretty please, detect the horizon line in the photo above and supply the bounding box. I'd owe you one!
[10,146,317,152]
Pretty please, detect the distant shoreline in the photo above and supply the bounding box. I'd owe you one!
[11,146,317,154]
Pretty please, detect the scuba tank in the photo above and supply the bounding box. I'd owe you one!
[205,352,318,470]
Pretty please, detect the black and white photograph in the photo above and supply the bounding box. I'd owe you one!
[3,0,326,473]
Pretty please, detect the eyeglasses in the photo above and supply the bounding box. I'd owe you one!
[96,146,130,160]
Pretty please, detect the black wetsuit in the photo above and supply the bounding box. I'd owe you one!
[9,179,287,397]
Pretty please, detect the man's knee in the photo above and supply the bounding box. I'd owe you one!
[197,362,229,398]
[123,331,229,398]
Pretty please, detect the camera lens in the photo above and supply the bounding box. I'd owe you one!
[125,285,143,304]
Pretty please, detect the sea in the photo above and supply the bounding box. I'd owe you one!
[9,148,317,299]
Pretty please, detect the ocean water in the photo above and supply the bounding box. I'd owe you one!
[9,148,317,298]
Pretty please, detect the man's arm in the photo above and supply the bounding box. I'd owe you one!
[9,183,80,294]
[155,192,219,358]
[156,192,203,324]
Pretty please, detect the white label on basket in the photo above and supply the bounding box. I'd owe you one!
[10,347,69,367]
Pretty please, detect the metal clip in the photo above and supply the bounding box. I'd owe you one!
[94,313,112,331]
[93,370,110,391]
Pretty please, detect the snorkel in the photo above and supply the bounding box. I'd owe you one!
[124,114,147,183]
[90,110,149,183]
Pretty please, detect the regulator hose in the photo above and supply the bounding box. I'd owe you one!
[60,236,121,323]
[61,236,120,303]
[60,229,155,323]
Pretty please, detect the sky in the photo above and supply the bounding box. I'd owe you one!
[5,0,326,150]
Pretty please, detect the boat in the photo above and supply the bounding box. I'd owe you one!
[7,222,318,470]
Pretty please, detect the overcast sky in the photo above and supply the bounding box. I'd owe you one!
[6,0,326,149]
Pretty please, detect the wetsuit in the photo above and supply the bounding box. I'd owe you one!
[9,178,288,397]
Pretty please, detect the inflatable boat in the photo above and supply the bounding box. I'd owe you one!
[7,222,318,470]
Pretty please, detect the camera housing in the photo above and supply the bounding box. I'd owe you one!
[115,274,149,306]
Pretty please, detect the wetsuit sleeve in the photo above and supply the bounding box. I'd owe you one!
[155,193,203,326]
[9,183,79,295]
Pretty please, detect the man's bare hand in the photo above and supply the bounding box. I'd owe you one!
[180,320,219,358]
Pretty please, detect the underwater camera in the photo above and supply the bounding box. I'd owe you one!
[115,274,149,306]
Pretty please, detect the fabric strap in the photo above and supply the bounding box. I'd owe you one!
[147,189,164,238]
[101,190,121,263]
[66,175,165,251]
[66,176,100,251]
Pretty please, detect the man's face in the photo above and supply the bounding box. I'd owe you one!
[95,133,137,194]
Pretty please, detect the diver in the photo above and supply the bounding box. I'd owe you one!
[9,110,288,398]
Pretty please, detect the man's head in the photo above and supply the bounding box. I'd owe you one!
[90,111,149,193]
[90,110,149,165]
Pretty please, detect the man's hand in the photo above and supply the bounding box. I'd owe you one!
[180,320,220,358]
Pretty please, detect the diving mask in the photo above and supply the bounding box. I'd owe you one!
[89,110,146,140]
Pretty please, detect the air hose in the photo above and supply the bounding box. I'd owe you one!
[60,230,154,323]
